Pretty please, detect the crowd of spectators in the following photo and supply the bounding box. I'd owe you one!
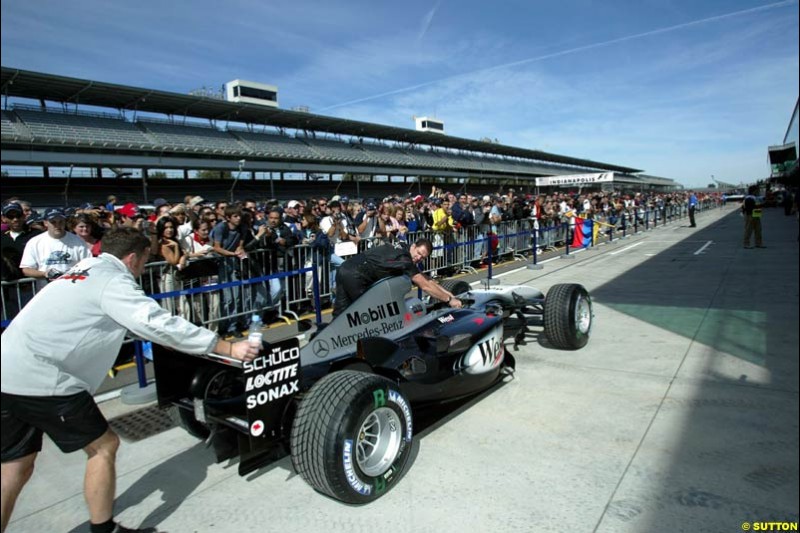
[2,188,721,330]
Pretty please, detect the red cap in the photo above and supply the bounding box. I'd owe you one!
[117,202,139,218]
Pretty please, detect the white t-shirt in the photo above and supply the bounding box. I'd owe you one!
[20,231,91,288]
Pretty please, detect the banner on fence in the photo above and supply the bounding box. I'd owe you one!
[572,217,598,248]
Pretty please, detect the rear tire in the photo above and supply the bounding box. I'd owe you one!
[169,405,210,440]
[290,370,413,504]
[544,283,592,349]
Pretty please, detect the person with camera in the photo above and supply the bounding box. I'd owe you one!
[320,200,360,297]
[357,201,381,246]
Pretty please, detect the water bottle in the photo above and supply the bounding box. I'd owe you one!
[248,314,263,348]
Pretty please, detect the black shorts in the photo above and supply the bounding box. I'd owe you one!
[1,391,109,462]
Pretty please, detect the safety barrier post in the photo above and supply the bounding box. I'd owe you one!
[120,340,157,405]
[485,234,499,286]
[311,251,323,326]
[527,226,543,270]
[134,341,148,387]
[562,222,576,260]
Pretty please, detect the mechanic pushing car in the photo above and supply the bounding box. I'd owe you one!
[1,228,260,533]
[332,237,463,318]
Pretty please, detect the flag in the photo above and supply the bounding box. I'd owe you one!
[571,217,597,248]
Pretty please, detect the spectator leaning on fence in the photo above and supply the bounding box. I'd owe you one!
[0,227,259,533]
[71,213,103,257]
[19,208,92,289]
[210,205,247,334]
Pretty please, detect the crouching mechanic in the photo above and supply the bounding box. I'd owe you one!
[332,237,463,318]
[0,228,260,533]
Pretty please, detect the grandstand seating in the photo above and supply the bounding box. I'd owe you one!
[304,137,375,163]
[13,108,154,149]
[357,142,416,166]
[1,110,32,141]
[137,120,248,154]
[231,130,321,159]
[1,107,592,177]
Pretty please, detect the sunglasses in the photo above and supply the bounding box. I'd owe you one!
[4,212,23,219]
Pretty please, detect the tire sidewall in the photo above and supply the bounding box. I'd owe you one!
[330,384,413,502]
[568,287,591,348]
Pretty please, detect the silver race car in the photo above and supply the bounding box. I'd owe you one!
[154,275,593,503]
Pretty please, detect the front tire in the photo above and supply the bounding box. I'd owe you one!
[544,283,592,349]
[290,371,413,504]
[440,279,471,297]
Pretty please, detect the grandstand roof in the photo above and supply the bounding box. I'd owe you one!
[1,66,641,174]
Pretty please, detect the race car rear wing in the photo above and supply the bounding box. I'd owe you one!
[153,337,302,475]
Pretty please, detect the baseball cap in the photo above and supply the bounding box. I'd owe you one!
[286,200,300,209]
[153,198,168,209]
[365,201,377,210]
[340,195,349,203]
[330,195,341,202]
[117,202,140,218]
[328,200,341,208]
[413,195,424,204]
[188,195,205,208]
[44,207,66,221]
[2,203,23,216]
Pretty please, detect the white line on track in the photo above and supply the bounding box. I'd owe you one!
[694,240,713,255]
[609,241,645,255]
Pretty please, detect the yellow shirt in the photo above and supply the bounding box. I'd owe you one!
[432,208,451,231]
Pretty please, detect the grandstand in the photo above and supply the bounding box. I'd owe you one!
[0,66,679,204]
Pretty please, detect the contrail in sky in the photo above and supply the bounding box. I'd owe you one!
[319,0,795,112]
[418,1,442,43]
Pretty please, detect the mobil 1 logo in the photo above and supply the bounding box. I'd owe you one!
[243,337,301,441]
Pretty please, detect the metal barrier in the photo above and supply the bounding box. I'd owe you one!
[0,199,725,332]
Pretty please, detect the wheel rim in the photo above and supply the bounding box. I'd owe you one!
[356,407,403,477]
[575,294,592,334]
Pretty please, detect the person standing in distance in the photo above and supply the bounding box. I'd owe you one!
[332,237,463,317]
[1,228,260,533]
[742,185,765,249]
[688,190,698,228]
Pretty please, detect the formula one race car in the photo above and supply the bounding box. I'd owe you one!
[153,276,592,504]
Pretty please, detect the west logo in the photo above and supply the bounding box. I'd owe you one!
[477,338,501,366]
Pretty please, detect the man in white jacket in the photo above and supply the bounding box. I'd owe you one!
[1,227,260,533]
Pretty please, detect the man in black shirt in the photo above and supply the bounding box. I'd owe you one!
[332,238,463,317]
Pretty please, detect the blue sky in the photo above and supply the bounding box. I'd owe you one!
[2,0,798,188]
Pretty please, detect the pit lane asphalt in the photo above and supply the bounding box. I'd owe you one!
[9,205,798,533]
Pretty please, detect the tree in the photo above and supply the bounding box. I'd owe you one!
[707,183,716,188]
[196,170,232,180]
